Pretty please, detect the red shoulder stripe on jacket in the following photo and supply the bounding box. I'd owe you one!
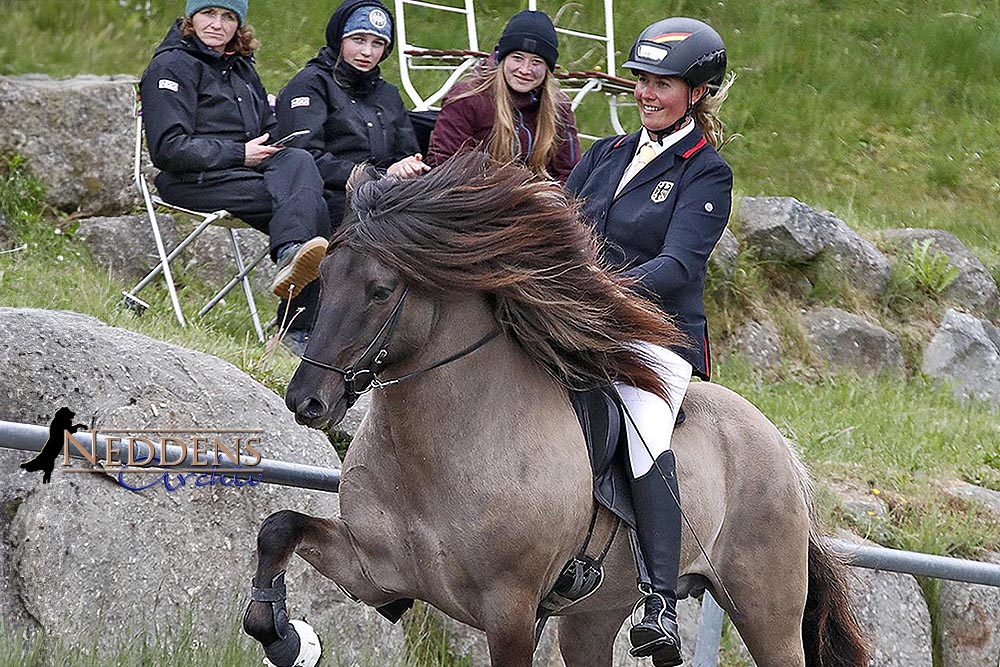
[682,137,707,159]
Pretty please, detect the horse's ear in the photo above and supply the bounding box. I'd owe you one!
[347,163,381,196]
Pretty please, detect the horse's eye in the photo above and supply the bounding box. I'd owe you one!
[371,286,394,303]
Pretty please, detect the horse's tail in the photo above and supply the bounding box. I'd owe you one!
[802,527,870,667]
[788,448,870,666]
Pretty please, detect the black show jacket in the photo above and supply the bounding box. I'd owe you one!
[566,127,733,379]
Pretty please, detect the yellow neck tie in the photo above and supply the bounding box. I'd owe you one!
[617,142,658,195]
[636,142,657,170]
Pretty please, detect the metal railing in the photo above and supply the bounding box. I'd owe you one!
[3,419,998,666]
[690,536,1000,667]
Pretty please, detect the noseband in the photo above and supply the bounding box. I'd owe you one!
[299,286,501,404]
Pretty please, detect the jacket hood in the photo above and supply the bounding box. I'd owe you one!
[153,19,231,62]
[324,0,395,60]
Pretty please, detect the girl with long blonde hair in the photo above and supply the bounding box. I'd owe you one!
[427,10,580,183]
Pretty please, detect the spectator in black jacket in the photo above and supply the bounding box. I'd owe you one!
[276,0,428,227]
[139,0,329,355]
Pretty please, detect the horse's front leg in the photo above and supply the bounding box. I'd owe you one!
[243,509,377,667]
[482,589,540,667]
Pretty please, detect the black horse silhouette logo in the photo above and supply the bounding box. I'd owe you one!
[21,407,86,484]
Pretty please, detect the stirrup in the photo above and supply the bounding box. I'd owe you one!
[628,592,679,658]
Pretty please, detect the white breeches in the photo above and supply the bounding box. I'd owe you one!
[615,343,692,479]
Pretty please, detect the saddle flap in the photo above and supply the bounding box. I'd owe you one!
[568,386,635,528]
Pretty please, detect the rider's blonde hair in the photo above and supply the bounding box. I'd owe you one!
[692,71,736,150]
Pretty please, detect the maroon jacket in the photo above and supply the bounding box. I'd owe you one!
[426,76,580,183]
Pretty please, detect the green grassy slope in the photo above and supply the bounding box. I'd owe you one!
[2,0,998,272]
[1,3,999,662]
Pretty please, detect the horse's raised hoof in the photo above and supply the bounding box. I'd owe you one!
[262,619,322,667]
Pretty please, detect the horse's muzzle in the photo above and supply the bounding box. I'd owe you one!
[285,392,351,430]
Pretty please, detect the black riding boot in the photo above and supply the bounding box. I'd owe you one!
[629,450,683,667]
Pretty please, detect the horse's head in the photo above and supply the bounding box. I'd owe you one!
[285,244,435,428]
[285,151,688,426]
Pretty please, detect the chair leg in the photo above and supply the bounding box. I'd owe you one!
[133,178,186,327]
[197,233,268,343]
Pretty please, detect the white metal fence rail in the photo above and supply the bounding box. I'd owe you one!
[3,419,998,666]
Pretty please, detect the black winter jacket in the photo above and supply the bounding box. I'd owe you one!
[275,0,419,220]
[140,21,275,182]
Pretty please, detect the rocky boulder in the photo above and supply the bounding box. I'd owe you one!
[187,224,273,294]
[731,319,783,369]
[0,307,402,662]
[813,223,892,296]
[0,75,139,216]
[75,213,178,283]
[738,196,839,263]
[878,228,1000,320]
[922,309,1000,406]
[935,552,1000,667]
[708,227,739,282]
[841,535,933,667]
[801,307,905,375]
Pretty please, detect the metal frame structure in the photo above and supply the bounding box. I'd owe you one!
[393,0,636,140]
[123,88,268,342]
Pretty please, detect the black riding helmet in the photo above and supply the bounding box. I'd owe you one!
[622,17,726,91]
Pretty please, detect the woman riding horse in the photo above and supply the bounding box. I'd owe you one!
[242,153,869,667]
[566,18,735,665]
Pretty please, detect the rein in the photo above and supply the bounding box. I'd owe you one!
[299,286,502,401]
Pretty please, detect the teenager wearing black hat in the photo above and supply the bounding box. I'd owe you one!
[426,10,580,183]
[276,0,427,230]
[565,17,735,667]
[140,0,331,357]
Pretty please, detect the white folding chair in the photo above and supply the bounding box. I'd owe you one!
[122,87,268,342]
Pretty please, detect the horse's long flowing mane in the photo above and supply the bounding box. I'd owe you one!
[332,152,688,399]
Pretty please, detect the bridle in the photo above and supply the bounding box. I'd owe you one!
[299,286,502,403]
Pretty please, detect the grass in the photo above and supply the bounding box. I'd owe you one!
[1,1,1000,274]
[4,1,1000,659]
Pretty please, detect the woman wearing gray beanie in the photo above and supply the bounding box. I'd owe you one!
[426,9,580,183]
[140,1,331,356]
[275,0,428,232]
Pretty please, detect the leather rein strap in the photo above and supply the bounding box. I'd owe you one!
[300,286,502,401]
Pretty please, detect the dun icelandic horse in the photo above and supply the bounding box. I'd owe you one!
[243,153,869,667]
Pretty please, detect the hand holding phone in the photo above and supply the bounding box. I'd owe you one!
[271,129,310,147]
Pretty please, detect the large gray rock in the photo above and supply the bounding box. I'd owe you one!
[75,213,178,282]
[738,196,839,263]
[802,307,905,375]
[0,307,403,662]
[814,224,892,296]
[922,309,1000,405]
[878,228,1000,320]
[187,224,273,294]
[0,75,139,216]
[845,551,933,667]
[936,552,1000,667]
[943,480,1000,517]
[732,319,783,370]
[708,227,739,282]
